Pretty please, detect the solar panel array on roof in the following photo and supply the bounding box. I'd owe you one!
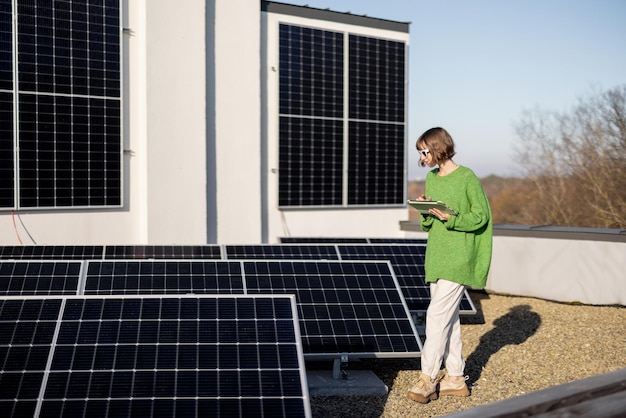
[0,244,473,314]
[84,260,421,359]
[0,295,311,418]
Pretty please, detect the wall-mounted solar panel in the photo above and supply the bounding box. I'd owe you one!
[1,5,15,208]
[0,246,104,260]
[277,23,407,208]
[0,295,311,418]
[278,24,345,208]
[103,245,222,260]
[336,244,476,314]
[2,0,122,210]
[0,260,82,296]
[243,260,422,359]
[347,34,406,206]
[84,260,245,295]
[224,244,339,260]
[0,91,13,208]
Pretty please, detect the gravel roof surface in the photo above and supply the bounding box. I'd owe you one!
[309,290,626,417]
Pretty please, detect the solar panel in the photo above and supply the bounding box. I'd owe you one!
[0,298,62,418]
[0,91,13,208]
[225,244,339,260]
[0,295,311,418]
[4,0,122,210]
[346,34,406,205]
[277,23,406,208]
[84,260,245,295]
[0,261,82,296]
[369,238,428,244]
[103,245,222,259]
[84,259,421,359]
[280,237,427,244]
[0,246,104,260]
[280,237,369,244]
[336,244,476,314]
[243,260,421,359]
[278,24,344,207]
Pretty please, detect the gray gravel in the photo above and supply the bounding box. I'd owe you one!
[309,290,626,417]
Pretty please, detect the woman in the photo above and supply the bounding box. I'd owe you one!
[407,127,493,403]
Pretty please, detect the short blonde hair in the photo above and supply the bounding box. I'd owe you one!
[416,127,456,167]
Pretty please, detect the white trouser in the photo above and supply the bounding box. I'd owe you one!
[421,279,466,379]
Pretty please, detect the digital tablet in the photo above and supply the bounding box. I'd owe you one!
[407,200,458,216]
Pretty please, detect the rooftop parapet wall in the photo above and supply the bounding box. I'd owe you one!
[401,222,626,306]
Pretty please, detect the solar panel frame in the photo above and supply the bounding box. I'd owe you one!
[0,294,312,418]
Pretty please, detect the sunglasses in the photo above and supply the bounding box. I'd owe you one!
[418,149,430,157]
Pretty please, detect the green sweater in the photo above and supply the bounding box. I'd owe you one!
[420,166,493,288]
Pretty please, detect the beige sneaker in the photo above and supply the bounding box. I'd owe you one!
[439,374,470,397]
[407,373,438,403]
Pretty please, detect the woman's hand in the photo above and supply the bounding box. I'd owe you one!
[429,207,450,222]
[416,195,430,201]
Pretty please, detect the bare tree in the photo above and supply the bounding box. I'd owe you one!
[513,85,626,228]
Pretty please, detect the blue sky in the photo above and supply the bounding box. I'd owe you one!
[284,0,626,178]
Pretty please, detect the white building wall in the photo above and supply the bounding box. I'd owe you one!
[142,0,208,244]
[210,0,263,244]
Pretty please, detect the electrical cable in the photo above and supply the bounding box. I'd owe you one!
[11,210,23,244]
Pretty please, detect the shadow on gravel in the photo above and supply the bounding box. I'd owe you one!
[465,304,541,386]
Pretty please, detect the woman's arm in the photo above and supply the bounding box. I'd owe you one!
[444,176,491,233]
